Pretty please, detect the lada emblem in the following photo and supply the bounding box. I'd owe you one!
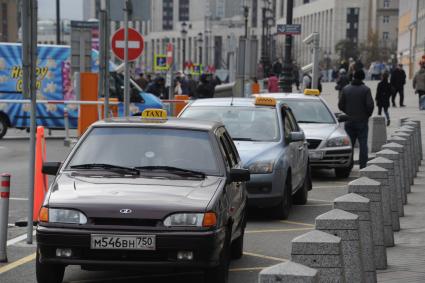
[119,209,132,214]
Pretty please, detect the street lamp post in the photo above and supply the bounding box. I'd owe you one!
[181,22,188,71]
[198,32,203,65]
[243,6,249,39]
[281,0,294,92]
[261,1,274,78]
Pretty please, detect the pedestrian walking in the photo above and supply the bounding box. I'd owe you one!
[187,74,197,98]
[335,68,350,101]
[376,72,392,126]
[292,62,300,90]
[135,72,148,90]
[413,58,425,110]
[267,73,280,93]
[195,74,214,99]
[338,69,374,169]
[272,59,283,77]
[390,64,407,107]
[251,77,260,94]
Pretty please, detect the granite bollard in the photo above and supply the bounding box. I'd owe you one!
[291,230,345,282]
[387,136,411,193]
[334,193,377,283]
[398,126,419,174]
[367,157,400,231]
[315,209,365,283]
[360,165,394,246]
[391,132,414,186]
[406,119,423,159]
[348,177,387,269]
[259,261,319,283]
[394,128,416,178]
[376,149,404,216]
[369,116,387,153]
[402,121,421,165]
[382,142,407,205]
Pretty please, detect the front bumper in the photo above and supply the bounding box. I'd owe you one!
[36,225,225,269]
[309,147,352,168]
[245,170,284,208]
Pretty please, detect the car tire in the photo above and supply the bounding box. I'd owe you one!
[36,250,65,283]
[293,165,311,205]
[335,166,352,178]
[204,228,231,283]
[271,175,292,220]
[231,216,246,260]
[0,115,7,139]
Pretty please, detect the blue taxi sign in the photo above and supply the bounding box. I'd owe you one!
[141,109,168,122]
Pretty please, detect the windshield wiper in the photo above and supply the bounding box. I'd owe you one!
[135,166,205,178]
[70,163,140,175]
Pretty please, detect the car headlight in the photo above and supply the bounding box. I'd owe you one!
[39,207,87,224]
[163,212,217,227]
[248,161,274,174]
[326,136,351,147]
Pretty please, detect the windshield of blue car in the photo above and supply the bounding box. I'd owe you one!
[283,100,335,124]
[67,127,219,175]
[181,106,280,142]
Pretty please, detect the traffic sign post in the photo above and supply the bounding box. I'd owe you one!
[111,28,144,61]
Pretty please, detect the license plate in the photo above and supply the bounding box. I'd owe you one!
[90,234,156,250]
[309,151,324,160]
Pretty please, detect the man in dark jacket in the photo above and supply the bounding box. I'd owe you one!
[338,69,374,169]
[195,74,214,99]
[390,64,406,107]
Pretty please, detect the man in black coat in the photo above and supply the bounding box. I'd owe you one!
[338,69,374,169]
[390,64,407,107]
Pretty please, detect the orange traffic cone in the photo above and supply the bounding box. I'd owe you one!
[33,126,48,222]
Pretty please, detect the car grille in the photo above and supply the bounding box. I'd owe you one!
[91,218,160,227]
[310,149,352,166]
[307,139,322,149]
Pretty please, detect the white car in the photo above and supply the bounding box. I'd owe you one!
[256,90,353,178]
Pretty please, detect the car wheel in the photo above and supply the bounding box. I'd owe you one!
[293,166,311,205]
[204,228,231,283]
[0,115,7,139]
[231,216,246,260]
[335,166,352,178]
[271,175,292,220]
[36,250,65,283]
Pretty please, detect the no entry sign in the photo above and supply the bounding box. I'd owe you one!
[111,28,144,61]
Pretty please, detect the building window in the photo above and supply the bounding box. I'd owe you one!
[384,0,390,8]
[383,32,389,40]
[163,0,174,30]
[383,16,389,23]
[303,0,310,4]
[346,8,359,45]
[179,0,189,22]
[252,0,258,28]
[280,0,284,18]
[1,3,8,41]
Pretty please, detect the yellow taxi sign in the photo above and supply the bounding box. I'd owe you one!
[255,97,276,107]
[141,109,168,121]
[304,89,321,96]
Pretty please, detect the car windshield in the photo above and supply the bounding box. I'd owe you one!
[181,106,280,142]
[284,100,335,124]
[67,127,219,175]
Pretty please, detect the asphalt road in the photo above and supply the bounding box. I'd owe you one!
[1,80,421,283]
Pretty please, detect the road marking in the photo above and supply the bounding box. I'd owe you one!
[294,203,333,207]
[313,185,346,189]
[308,198,332,203]
[280,220,315,227]
[10,197,28,201]
[0,253,36,274]
[230,266,267,272]
[7,231,36,246]
[243,251,287,262]
[246,227,313,234]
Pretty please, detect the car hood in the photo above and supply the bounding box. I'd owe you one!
[298,123,339,140]
[47,173,223,220]
[234,141,282,166]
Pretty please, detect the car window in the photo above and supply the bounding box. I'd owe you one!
[284,100,335,124]
[286,109,300,132]
[223,131,240,165]
[282,109,293,140]
[181,106,280,142]
[67,127,220,175]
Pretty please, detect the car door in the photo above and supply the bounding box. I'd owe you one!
[282,106,299,192]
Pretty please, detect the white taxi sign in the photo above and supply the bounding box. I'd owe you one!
[304,89,321,96]
[255,97,276,107]
[141,109,168,121]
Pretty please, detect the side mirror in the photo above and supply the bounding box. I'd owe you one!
[229,168,250,183]
[42,162,61,176]
[337,114,349,123]
[289,131,305,143]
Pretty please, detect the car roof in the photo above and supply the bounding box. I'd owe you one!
[91,117,223,132]
[187,97,285,108]
[256,92,322,101]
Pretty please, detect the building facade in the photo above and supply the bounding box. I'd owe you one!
[398,0,425,78]
[0,0,19,42]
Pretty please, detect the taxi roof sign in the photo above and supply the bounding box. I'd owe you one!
[255,97,276,107]
[141,109,168,122]
[304,89,321,96]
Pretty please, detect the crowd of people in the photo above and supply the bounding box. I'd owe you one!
[134,72,222,100]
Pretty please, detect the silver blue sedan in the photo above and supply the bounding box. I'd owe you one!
[179,97,311,219]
